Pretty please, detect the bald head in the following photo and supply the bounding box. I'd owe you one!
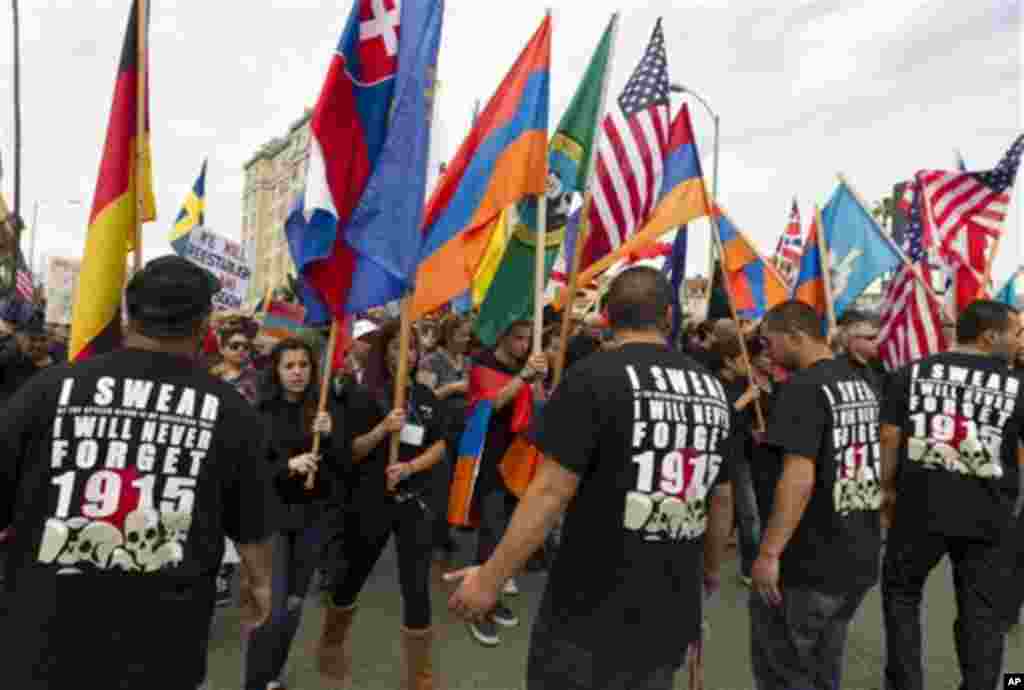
[606,266,673,333]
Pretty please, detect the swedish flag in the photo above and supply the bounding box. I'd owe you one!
[169,159,206,256]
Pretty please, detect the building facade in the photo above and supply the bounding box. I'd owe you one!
[242,110,312,304]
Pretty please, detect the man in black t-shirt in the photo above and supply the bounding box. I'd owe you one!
[0,256,278,690]
[880,300,1024,690]
[448,267,735,690]
[837,310,886,396]
[751,301,882,690]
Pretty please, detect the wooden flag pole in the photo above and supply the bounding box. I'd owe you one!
[388,295,414,467]
[531,8,553,356]
[132,0,147,275]
[707,203,765,431]
[814,205,838,340]
[533,190,549,355]
[837,173,955,324]
[306,318,340,490]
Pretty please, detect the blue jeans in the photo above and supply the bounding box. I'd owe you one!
[732,456,761,577]
[243,526,323,690]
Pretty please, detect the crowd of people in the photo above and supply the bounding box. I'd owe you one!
[1,255,1023,690]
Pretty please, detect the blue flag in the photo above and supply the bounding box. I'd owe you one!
[286,0,444,322]
[995,270,1022,308]
[821,182,903,319]
[661,227,687,344]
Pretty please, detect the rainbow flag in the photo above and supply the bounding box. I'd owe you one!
[411,14,550,319]
[792,207,829,321]
[70,0,156,362]
[715,207,788,319]
[261,301,306,341]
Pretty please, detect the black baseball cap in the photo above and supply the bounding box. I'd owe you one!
[125,256,220,338]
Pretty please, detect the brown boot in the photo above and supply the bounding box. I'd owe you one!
[400,625,438,690]
[317,603,357,682]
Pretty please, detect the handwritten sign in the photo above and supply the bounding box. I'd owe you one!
[45,257,82,325]
[180,227,251,310]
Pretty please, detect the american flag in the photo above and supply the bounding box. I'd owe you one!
[14,250,34,302]
[773,198,803,285]
[581,19,670,269]
[878,181,948,371]
[918,134,1024,310]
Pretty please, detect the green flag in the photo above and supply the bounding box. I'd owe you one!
[476,14,618,346]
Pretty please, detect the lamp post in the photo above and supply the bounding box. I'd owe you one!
[28,199,82,276]
[670,83,720,313]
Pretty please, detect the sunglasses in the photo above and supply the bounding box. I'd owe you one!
[226,341,251,351]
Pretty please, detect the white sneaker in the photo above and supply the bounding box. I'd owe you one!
[502,577,519,596]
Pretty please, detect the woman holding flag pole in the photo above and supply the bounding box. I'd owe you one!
[318,318,450,690]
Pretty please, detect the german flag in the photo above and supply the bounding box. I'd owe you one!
[70,0,156,362]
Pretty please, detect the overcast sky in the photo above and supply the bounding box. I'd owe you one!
[0,0,1020,289]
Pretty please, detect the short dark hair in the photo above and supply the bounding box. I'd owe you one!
[606,266,673,331]
[956,300,1016,344]
[761,300,826,341]
[500,320,532,340]
[713,333,743,360]
[838,310,879,329]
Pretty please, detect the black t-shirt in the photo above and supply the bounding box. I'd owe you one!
[763,358,882,594]
[881,352,1024,542]
[343,381,447,510]
[0,349,278,690]
[750,386,784,523]
[530,343,733,670]
[839,354,887,398]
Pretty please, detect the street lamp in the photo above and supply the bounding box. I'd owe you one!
[29,199,82,275]
[669,83,719,204]
[670,83,720,308]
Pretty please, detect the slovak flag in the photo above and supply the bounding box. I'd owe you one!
[288,0,444,323]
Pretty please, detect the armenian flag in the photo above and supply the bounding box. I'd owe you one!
[573,104,710,289]
[792,207,829,321]
[715,207,788,319]
[411,15,551,319]
[70,0,156,362]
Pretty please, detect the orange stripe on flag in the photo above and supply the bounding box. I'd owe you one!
[499,437,542,498]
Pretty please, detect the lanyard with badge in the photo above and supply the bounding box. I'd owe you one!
[394,391,430,510]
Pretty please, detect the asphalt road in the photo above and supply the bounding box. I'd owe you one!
[203,535,1024,690]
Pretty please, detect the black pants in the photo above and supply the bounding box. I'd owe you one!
[749,585,869,690]
[476,486,519,564]
[331,498,434,629]
[882,527,1012,690]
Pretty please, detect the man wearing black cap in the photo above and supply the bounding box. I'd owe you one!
[0,303,53,406]
[0,256,278,690]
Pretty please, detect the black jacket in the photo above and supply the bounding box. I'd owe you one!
[258,395,349,530]
[0,338,43,407]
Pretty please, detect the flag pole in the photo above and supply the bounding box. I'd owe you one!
[837,173,954,323]
[814,205,838,339]
[388,295,414,467]
[552,12,620,388]
[707,203,765,431]
[531,8,553,356]
[306,318,340,490]
[132,0,147,274]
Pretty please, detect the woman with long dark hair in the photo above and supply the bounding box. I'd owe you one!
[244,338,347,690]
[318,320,448,690]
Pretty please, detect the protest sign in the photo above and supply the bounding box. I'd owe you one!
[180,226,252,310]
[45,257,82,325]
